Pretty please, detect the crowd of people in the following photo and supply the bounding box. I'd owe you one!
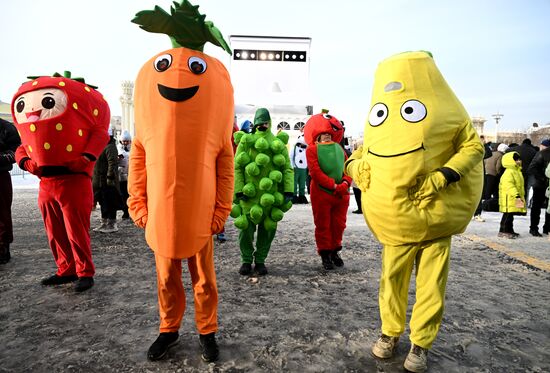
[473,137,550,238]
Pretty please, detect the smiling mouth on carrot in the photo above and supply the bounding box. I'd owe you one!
[157,84,199,102]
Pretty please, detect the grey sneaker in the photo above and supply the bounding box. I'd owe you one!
[93,219,108,232]
[404,344,428,372]
[372,334,399,359]
[99,219,118,233]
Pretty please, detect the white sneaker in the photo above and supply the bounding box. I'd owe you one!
[372,334,399,359]
[473,215,485,222]
[404,344,428,372]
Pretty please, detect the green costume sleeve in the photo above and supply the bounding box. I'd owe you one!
[281,147,294,193]
[234,141,247,194]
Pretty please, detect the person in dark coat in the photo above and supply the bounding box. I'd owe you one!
[92,128,121,233]
[515,138,538,202]
[0,118,21,264]
[473,135,493,221]
[527,139,550,236]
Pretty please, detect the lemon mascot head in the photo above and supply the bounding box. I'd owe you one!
[346,51,484,245]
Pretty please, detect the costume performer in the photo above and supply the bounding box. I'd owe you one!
[231,108,294,276]
[12,71,110,292]
[303,112,351,270]
[289,133,309,204]
[128,0,234,362]
[345,51,483,372]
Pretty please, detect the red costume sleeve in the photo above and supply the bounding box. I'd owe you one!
[306,145,336,190]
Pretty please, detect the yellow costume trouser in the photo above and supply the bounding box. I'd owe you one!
[154,238,218,335]
[379,236,451,349]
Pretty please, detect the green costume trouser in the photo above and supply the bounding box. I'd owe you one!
[238,222,276,264]
[294,168,308,196]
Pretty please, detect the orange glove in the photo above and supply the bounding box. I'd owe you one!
[134,214,148,229]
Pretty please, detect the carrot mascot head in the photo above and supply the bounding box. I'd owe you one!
[132,0,233,139]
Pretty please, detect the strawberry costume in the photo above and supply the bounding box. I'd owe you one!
[12,71,110,291]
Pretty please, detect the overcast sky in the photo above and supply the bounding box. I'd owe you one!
[1,0,549,136]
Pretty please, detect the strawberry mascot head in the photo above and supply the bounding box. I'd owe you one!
[11,71,110,173]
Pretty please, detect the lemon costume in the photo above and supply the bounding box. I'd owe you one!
[345,51,483,360]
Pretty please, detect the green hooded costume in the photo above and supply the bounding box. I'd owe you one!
[231,108,294,265]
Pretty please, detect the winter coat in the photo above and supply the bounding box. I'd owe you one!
[545,162,550,214]
[527,148,550,189]
[515,142,537,175]
[0,119,21,172]
[117,144,130,182]
[484,150,504,177]
[498,152,526,214]
[93,137,120,191]
[289,135,308,169]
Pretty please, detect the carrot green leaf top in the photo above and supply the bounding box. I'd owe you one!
[132,0,232,55]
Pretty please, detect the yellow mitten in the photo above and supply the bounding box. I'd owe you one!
[409,171,447,209]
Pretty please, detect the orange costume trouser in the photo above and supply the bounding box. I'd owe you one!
[155,238,218,334]
[38,174,95,277]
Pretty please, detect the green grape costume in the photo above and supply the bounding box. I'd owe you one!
[231,108,294,266]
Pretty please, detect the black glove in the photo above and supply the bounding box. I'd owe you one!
[0,151,15,166]
[284,192,294,204]
[236,192,248,201]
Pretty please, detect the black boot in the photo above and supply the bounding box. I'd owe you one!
[74,277,94,292]
[239,263,252,275]
[298,195,309,204]
[0,244,10,264]
[147,332,179,361]
[330,250,344,267]
[320,251,334,270]
[254,263,268,276]
[41,274,78,286]
[199,332,219,362]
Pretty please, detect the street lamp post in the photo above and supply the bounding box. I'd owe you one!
[492,112,503,143]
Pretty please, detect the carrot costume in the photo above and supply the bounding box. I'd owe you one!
[128,0,234,362]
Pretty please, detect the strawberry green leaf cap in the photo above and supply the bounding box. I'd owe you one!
[26,71,98,89]
[132,0,232,54]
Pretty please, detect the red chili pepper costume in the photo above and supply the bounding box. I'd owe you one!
[12,73,110,278]
[304,113,351,255]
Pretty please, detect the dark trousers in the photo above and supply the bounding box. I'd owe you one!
[353,187,362,212]
[119,180,129,216]
[530,187,550,232]
[484,174,499,200]
[500,213,515,233]
[0,171,14,246]
[97,186,121,220]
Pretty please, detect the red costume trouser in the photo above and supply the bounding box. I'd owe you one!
[310,182,349,253]
[155,238,218,334]
[38,174,95,277]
